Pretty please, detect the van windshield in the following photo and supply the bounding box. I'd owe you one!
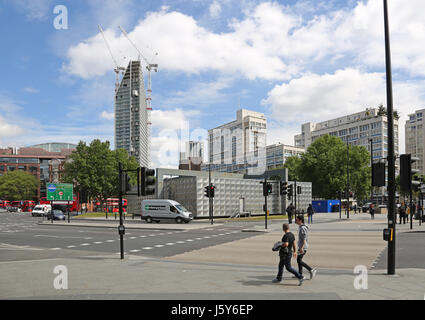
[176,205,188,212]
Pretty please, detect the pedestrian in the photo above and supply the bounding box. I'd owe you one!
[400,203,406,224]
[286,203,295,224]
[307,204,314,224]
[411,202,416,221]
[295,215,317,280]
[272,223,305,286]
[406,204,410,223]
[369,203,375,220]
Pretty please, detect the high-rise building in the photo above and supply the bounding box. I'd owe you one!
[115,60,150,167]
[405,109,425,174]
[202,109,267,174]
[294,108,399,161]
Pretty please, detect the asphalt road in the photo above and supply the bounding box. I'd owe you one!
[0,211,260,261]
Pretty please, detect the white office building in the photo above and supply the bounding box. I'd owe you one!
[204,109,267,174]
[294,108,399,161]
[405,109,425,174]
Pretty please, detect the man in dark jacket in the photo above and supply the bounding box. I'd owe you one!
[286,203,295,224]
[307,204,314,224]
[272,223,305,286]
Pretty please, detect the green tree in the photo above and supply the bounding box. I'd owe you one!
[63,140,139,210]
[297,135,371,200]
[0,170,38,201]
[283,155,302,181]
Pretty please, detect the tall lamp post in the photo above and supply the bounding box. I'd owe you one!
[383,0,397,275]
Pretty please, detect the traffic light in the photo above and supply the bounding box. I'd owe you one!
[280,181,288,196]
[372,161,386,187]
[80,189,88,203]
[400,154,420,192]
[204,185,210,198]
[121,173,132,193]
[297,186,302,195]
[209,185,215,198]
[288,184,293,199]
[140,167,155,196]
[263,182,272,197]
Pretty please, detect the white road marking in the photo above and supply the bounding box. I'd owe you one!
[80,243,90,246]
[186,239,194,242]
[165,243,175,246]
[106,240,115,242]
[176,241,185,244]
[129,249,140,253]
[142,247,153,250]
[130,237,137,239]
[94,242,103,244]
[67,245,76,248]
[154,245,164,248]
[50,248,61,250]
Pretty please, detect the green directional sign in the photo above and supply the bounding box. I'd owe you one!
[46,183,73,201]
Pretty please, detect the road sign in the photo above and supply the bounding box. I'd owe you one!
[46,183,73,201]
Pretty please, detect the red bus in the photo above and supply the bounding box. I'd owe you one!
[22,200,36,212]
[11,201,21,208]
[0,200,10,208]
[105,198,127,213]
[39,196,81,213]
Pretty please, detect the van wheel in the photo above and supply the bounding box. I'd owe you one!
[146,217,152,223]
[176,217,182,224]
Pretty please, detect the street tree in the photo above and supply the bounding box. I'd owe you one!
[297,135,371,200]
[0,170,38,201]
[63,139,139,211]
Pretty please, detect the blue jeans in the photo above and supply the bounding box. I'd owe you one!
[276,254,303,280]
[308,214,313,224]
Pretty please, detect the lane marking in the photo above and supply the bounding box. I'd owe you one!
[142,247,153,250]
[154,245,164,248]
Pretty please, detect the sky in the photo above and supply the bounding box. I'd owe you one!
[1,0,425,168]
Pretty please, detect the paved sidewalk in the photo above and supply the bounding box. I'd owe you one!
[1,254,424,300]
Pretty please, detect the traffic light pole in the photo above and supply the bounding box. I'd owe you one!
[347,140,350,220]
[410,189,413,230]
[118,162,124,260]
[294,180,297,214]
[264,178,268,230]
[209,164,213,225]
[383,0,396,275]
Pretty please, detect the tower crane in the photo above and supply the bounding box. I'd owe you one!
[118,25,158,116]
[98,24,125,93]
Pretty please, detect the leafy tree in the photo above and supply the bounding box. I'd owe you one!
[63,139,139,210]
[297,135,371,200]
[0,170,38,201]
[283,155,302,181]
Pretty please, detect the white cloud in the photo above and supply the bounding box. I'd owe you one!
[22,87,39,94]
[10,0,54,20]
[209,0,222,18]
[263,68,425,153]
[0,115,25,139]
[100,111,114,120]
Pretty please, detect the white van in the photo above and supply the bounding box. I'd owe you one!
[141,200,193,223]
[32,204,51,217]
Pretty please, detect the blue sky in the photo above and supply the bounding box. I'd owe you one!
[1,0,425,168]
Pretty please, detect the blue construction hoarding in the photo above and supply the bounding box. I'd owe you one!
[312,200,340,213]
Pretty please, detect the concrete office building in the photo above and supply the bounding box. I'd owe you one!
[203,109,267,174]
[115,60,150,167]
[405,109,425,174]
[179,141,204,171]
[294,108,399,161]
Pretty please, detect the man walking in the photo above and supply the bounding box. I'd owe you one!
[307,204,314,224]
[295,215,317,280]
[272,223,305,286]
[369,203,375,220]
[286,203,295,224]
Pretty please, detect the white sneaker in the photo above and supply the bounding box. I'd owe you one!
[309,269,317,280]
[298,276,305,286]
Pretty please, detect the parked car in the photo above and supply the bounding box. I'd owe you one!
[47,209,66,221]
[362,202,373,213]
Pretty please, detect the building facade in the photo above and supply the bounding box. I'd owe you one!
[203,109,267,174]
[115,60,150,167]
[0,143,76,200]
[294,108,399,161]
[405,109,425,174]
